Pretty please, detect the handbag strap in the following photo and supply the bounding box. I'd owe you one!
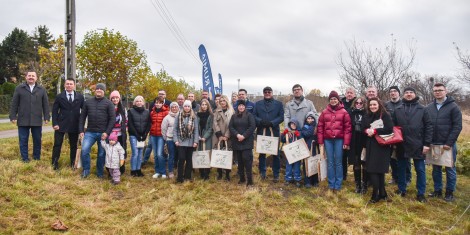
[202,142,205,151]
[217,140,228,150]
[262,127,275,137]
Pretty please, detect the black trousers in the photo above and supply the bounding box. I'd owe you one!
[342,149,349,180]
[234,149,253,181]
[369,173,387,199]
[177,146,194,181]
[52,131,79,168]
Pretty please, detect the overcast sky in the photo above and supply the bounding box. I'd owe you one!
[1,0,469,96]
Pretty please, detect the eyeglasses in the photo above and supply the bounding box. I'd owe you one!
[293,88,302,92]
[158,93,165,95]
[356,102,363,105]
[433,90,445,93]
[263,91,272,94]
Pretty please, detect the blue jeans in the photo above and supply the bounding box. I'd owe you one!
[325,139,344,190]
[259,153,280,179]
[81,132,105,177]
[142,143,152,163]
[151,136,166,174]
[285,161,301,182]
[129,136,143,171]
[166,140,176,173]
[18,126,42,161]
[398,158,426,195]
[432,143,457,192]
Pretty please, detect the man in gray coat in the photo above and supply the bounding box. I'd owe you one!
[9,70,50,162]
[284,84,318,127]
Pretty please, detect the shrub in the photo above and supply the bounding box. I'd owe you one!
[1,82,16,96]
[456,140,470,176]
[0,95,12,114]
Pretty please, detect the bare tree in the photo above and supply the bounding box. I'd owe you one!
[402,72,462,105]
[454,42,470,85]
[337,36,416,100]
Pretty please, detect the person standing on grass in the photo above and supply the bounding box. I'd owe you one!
[301,112,318,188]
[233,89,256,114]
[253,86,284,182]
[284,84,318,129]
[365,86,378,100]
[173,100,199,183]
[282,119,303,187]
[317,91,352,192]
[426,83,462,202]
[212,95,234,181]
[101,134,125,185]
[188,92,200,113]
[348,97,368,194]
[149,98,169,179]
[51,78,84,170]
[79,83,115,178]
[161,102,180,179]
[127,96,150,177]
[393,87,433,203]
[201,90,217,110]
[341,87,356,181]
[362,98,393,203]
[197,99,214,180]
[109,90,128,174]
[9,70,50,163]
[229,100,257,186]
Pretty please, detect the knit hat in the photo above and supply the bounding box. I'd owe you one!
[237,99,246,106]
[389,86,401,94]
[183,100,192,107]
[109,133,118,141]
[110,90,121,99]
[170,102,179,108]
[328,90,340,100]
[96,83,106,91]
[403,87,416,93]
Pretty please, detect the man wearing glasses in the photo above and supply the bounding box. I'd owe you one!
[253,86,284,182]
[284,84,318,127]
[426,83,462,202]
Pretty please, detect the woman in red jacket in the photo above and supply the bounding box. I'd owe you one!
[317,91,352,191]
[149,98,169,179]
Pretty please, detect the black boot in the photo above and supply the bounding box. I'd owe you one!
[361,182,368,194]
[354,169,361,193]
[225,171,231,181]
[130,170,136,177]
[247,177,254,187]
[217,170,223,180]
[137,169,144,177]
[238,176,246,184]
[444,190,454,202]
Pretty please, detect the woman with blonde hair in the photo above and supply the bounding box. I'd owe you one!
[127,96,151,177]
[212,95,235,181]
[197,99,214,180]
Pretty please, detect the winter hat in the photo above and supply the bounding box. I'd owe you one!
[110,90,121,99]
[183,100,192,107]
[403,87,416,93]
[263,86,273,92]
[109,133,118,141]
[170,102,179,108]
[328,90,340,100]
[237,99,246,106]
[96,83,106,91]
[389,86,401,94]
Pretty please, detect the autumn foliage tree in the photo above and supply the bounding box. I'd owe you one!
[38,36,64,98]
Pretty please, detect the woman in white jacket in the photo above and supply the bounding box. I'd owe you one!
[161,102,179,179]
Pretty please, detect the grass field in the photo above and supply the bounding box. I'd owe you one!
[0,122,16,131]
[1,132,469,233]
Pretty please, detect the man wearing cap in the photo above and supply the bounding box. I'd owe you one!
[253,86,284,182]
[385,86,411,185]
[234,89,256,114]
[79,83,115,178]
[9,70,50,162]
[51,78,85,170]
[393,87,432,202]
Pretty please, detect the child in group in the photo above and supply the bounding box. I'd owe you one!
[282,118,302,187]
[301,111,319,188]
[101,134,125,185]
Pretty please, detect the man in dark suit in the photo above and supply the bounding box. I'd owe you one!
[51,78,84,170]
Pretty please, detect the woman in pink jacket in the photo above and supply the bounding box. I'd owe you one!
[317,91,352,191]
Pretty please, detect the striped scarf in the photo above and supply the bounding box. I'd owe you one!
[179,111,195,140]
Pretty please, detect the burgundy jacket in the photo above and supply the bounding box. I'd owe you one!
[317,103,352,145]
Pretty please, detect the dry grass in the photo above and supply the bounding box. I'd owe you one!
[0,133,469,234]
[0,122,16,131]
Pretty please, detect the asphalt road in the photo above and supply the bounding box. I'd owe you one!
[0,125,54,139]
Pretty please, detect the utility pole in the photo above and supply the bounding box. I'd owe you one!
[64,0,76,93]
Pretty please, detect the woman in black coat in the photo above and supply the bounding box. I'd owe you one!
[127,95,151,177]
[361,97,393,203]
[348,97,367,194]
[229,100,256,186]
[110,90,128,174]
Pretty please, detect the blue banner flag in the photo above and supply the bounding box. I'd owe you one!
[218,73,223,94]
[198,44,215,100]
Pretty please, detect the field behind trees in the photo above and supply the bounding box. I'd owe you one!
[0,122,469,234]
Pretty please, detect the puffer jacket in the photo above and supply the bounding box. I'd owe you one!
[101,140,125,169]
[79,96,115,135]
[149,105,169,136]
[127,106,150,141]
[317,103,352,145]
[161,111,178,141]
[425,96,462,146]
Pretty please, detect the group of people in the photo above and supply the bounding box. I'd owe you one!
[9,70,462,203]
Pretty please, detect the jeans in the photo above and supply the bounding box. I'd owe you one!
[166,140,176,173]
[325,139,344,190]
[285,161,301,182]
[142,143,152,163]
[52,131,79,168]
[129,136,143,171]
[432,143,457,192]
[81,132,105,177]
[398,158,426,195]
[18,126,42,161]
[151,136,166,175]
[391,152,412,182]
[258,153,280,179]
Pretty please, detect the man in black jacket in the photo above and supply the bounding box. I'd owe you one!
[341,87,356,181]
[51,78,84,170]
[426,83,462,202]
[79,83,115,178]
[9,70,50,162]
[393,87,432,202]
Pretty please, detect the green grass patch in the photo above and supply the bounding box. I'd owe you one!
[0,122,16,131]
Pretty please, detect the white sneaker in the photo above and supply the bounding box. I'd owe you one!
[152,173,160,179]
[161,175,167,179]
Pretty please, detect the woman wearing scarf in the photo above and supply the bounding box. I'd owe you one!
[173,100,199,183]
[348,97,368,193]
[197,99,214,180]
[212,95,234,181]
[110,90,128,174]
[161,102,180,179]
